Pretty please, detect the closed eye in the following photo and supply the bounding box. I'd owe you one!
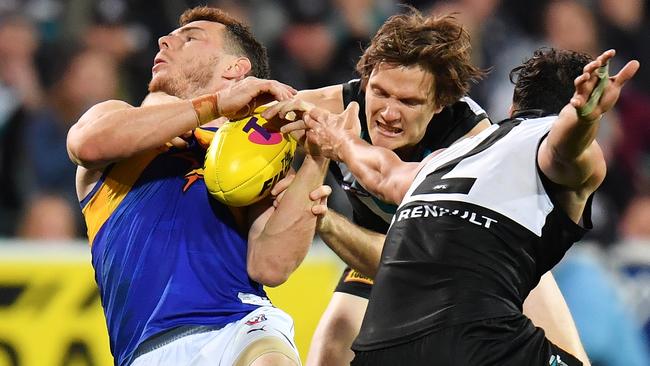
[371,87,389,98]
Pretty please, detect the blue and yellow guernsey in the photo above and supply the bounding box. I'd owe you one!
[80,129,269,366]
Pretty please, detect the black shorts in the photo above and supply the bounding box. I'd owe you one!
[334,267,373,299]
[351,314,582,366]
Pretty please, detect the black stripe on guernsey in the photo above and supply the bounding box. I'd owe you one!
[413,119,522,196]
[412,177,477,195]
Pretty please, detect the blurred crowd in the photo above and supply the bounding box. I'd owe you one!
[0,0,648,364]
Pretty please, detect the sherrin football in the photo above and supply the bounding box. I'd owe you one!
[203,107,297,207]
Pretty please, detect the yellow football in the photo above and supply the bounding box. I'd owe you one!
[203,109,296,207]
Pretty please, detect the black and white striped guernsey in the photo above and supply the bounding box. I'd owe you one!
[334,79,489,234]
[353,115,593,351]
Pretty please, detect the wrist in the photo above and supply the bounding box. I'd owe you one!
[336,132,356,162]
[191,94,219,126]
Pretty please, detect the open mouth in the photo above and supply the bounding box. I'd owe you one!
[376,121,403,135]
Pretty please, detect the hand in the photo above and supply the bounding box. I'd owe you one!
[262,98,317,145]
[261,98,315,133]
[297,102,361,160]
[270,169,332,223]
[216,77,297,120]
[570,49,639,121]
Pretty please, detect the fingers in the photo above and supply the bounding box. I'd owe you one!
[251,78,297,102]
[262,99,314,122]
[280,120,307,134]
[595,49,615,68]
[340,102,361,134]
[311,202,329,216]
[169,136,189,149]
[310,185,331,216]
[309,185,332,201]
[270,170,296,197]
[305,107,332,123]
[341,101,360,119]
[612,60,640,86]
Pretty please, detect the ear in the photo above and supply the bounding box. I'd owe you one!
[222,57,252,80]
[433,104,444,115]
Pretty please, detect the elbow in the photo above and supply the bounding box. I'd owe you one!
[67,130,108,168]
[247,261,291,288]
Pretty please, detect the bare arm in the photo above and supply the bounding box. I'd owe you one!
[67,77,297,170]
[318,209,384,277]
[538,50,639,198]
[246,155,330,287]
[67,99,202,169]
[524,272,590,365]
[296,103,420,204]
[295,84,345,113]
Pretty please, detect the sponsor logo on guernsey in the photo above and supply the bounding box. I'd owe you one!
[392,203,498,229]
[344,269,374,285]
[238,292,273,306]
[549,355,569,366]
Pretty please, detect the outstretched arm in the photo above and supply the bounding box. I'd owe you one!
[538,50,639,196]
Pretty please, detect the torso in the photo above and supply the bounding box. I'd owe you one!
[353,117,592,351]
[79,130,267,366]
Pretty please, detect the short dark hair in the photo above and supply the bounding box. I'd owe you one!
[356,7,485,108]
[179,6,269,79]
[510,48,593,114]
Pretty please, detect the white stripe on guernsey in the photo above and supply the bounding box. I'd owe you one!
[401,117,556,236]
[459,96,486,116]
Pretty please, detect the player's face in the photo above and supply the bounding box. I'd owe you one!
[149,21,235,98]
[364,64,441,157]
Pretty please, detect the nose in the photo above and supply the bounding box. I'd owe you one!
[380,101,400,122]
[158,34,174,50]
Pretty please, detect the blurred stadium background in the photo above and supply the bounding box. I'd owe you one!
[0,0,648,365]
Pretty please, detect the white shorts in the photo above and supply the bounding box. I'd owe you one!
[131,306,300,366]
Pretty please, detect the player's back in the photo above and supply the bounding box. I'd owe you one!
[81,135,268,366]
[354,116,593,353]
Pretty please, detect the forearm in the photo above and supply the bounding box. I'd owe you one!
[337,135,414,204]
[318,209,383,278]
[247,155,330,286]
[548,104,600,162]
[295,85,344,113]
[538,104,606,190]
[524,272,590,365]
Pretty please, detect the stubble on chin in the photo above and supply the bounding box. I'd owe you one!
[147,56,219,99]
[148,73,188,99]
